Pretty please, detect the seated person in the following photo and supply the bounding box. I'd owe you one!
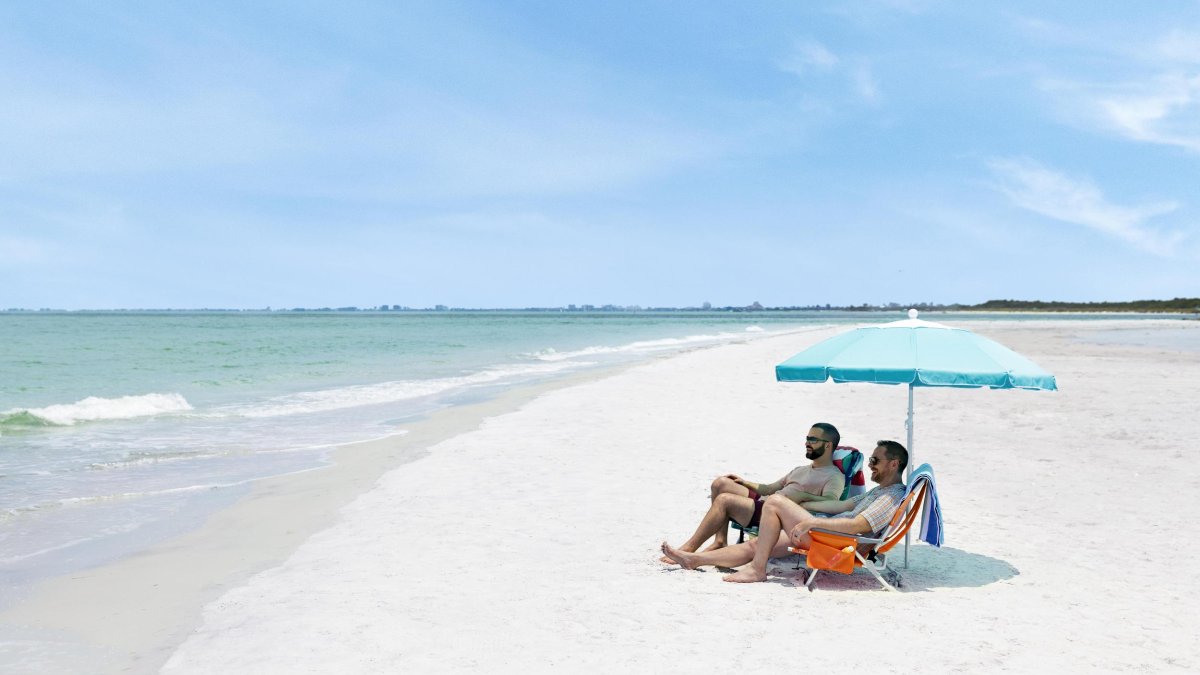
[661,440,908,584]
[661,423,845,562]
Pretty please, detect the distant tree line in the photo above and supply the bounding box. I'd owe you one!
[971,298,1200,313]
[7,298,1200,314]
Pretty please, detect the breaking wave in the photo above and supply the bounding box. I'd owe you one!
[0,393,193,429]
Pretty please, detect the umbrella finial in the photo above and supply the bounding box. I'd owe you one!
[908,308,918,319]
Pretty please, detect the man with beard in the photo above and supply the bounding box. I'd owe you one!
[661,423,845,561]
[661,440,908,583]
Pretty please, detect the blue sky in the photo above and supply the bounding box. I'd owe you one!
[2,1,1199,309]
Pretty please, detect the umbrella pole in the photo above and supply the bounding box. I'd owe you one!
[904,383,914,568]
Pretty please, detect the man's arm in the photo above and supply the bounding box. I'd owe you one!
[792,473,846,502]
[778,471,846,504]
[798,497,854,514]
[796,489,905,543]
[822,473,846,499]
[779,489,833,504]
[794,513,874,538]
[740,475,786,496]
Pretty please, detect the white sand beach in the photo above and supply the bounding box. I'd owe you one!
[6,319,1200,673]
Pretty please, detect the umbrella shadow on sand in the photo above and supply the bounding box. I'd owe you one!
[761,545,1018,592]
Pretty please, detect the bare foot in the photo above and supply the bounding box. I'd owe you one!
[660,541,702,564]
[722,568,767,583]
[660,542,701,570]
[701,540,726,553]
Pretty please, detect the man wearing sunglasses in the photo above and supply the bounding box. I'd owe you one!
[661,440,908,583]
[660,423,846,562]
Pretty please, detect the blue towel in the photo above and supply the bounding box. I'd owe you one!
[908,463,944,547]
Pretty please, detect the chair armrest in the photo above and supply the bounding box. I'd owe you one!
[808,527,884,546]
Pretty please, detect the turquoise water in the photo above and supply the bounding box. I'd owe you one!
[0,310,1184,591]
[0,311,854,588]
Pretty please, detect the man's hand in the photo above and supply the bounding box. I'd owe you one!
[724,474,744,485]
[789,521,814,547]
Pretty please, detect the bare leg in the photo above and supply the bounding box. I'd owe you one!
[662,539,758,570]
[677,493,755,554]
[723,495,814,583]
[707,476,750,550]
[659,488,754,563]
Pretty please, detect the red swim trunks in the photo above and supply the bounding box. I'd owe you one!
[743,489,765,528]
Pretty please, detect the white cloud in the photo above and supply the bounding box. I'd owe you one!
[853,63,881,103]
[778,42,881,104]
[1155,29,1200,64]
[986,157,1185,257]
[1027,22,1200,153]
[778,40,839,76]
[1092,74,1200,153]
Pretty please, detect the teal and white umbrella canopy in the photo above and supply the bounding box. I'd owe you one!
[775,309,1058,391]
[775,309,1057,564]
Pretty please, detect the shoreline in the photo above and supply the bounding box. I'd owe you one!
[5,307,1198,316]
[0,361,642,674]
[162,318,1198,672]
[3,318,1197,673]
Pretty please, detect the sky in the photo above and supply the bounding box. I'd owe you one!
[2,1,1199,309]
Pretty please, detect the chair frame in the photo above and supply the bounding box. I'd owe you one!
[790,478,930,593]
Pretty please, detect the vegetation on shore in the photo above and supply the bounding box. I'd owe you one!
[966,298,1200,313]
[730,298,1200,314]
[6,299,1199,314]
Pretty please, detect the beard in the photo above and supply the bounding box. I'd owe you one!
[805,446,825,460]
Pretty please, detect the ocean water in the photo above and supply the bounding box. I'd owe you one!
[0,310,1185,593]
[0,310,866,591]
[1079,323,1200,352]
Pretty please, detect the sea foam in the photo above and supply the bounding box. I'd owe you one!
[1,393,193,427]
[226,361,585,418]
[526,331,753,362]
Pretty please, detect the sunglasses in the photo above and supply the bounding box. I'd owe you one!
[805,436,829,444]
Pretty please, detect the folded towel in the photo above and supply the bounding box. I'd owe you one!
[908,463,944,547]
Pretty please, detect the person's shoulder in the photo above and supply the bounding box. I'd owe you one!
[860,483,900,500]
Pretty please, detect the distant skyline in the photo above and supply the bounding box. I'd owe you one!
[3,1,1199,310]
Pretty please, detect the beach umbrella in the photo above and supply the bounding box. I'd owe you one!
[775,309,1057,563]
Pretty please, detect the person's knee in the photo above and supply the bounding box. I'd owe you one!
[763,494,790,511]
[711,476,737,494]
[713,492,742,512]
